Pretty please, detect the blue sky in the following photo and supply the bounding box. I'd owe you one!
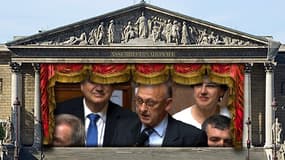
[0,0,284,44]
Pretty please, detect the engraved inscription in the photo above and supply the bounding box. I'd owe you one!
[111,51,176,57]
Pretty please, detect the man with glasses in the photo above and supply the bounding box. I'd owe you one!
[55,78,137,147]
[113,81,207,147]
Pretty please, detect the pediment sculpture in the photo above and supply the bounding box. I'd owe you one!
[28,11,260,47]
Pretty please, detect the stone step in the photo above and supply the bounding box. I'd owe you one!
[20,147,267,160]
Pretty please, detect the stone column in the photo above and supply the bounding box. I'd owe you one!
[243,63,252,148]
[9,62,22,145]
[264,63,274,148]
[10,62,22,107]
[32,63,42,150]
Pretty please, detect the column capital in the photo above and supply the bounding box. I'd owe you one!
[245,63,253,73]
[32,63,40,73]
[264,63,275,73]
[9,62,22,73]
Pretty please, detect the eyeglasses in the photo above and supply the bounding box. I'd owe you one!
[135,96,161,108]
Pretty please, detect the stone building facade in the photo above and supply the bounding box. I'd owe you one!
[0,2,284,159]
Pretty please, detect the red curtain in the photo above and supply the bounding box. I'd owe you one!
[133,64,169,84]
[172,63,244,147]
[40,63,244,147]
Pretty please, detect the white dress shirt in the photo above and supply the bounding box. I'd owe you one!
[141,115,168,146]
[83,98,108,147]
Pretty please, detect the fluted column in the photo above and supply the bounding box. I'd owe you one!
[32,63,42,150]
[264,63,274,148]
[243,63,252,148]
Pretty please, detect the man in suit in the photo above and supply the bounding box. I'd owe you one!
[202,115,232,147]
[54,78,137,147]
[113,81,207,147]
[53,114,85,147]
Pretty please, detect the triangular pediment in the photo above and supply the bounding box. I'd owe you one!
[7,2,269,47]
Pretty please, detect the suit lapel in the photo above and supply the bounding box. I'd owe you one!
[103,101,119,146]
[72,97,85,124]
[162,116,180,146]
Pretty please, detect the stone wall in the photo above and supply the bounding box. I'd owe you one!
[21,64,35,145]
[275,63,285,142]
[1,61,284,147]
[251,63,266,146]
[0,64,11,120]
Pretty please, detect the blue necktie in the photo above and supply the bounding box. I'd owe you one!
[135,128,154,147]
[86,114,100,147]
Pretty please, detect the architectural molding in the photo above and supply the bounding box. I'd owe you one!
[245,63,253,73]
[6,3,268,47]
[9,62,22,73]
[264,62,275,73]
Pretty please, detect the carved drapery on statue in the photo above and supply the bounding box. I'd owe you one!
[40,63,244,147]
[25,9,262,47]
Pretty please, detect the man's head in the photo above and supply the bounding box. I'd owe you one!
[53,114,85,147]
[80,79,114,111]
[192,76,228,112]
[202,115,232,147]
[135,81,172,128]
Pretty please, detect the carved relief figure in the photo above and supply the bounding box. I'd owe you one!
[88,28,97,45]
[188,25,198,44]
[78,32,88,45]
[61,32,87,45]
[277,144,285,160]
[208,31,216,44]
[108,20,115,43]
[199,29,209,45]
[272,118,283,144]
[3,117,13,144]
[151,21,161,42]
[123,21,136,43]
[0,141,8,160]
[181,21,190,45]
[148,18,153,36]
[32,12,257,47]
[165,19,172,43]
[171,20,180,44]
[223,36,231,45]
[96,22,105,45]
[135,12,148,38]
[160,19,167,42]
[215,35,225,45]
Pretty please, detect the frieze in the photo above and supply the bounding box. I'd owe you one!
[25,9,261,47]
[111,51,176,57]
[9,47,268,58]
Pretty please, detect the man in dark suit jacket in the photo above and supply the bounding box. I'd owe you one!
[54,79,137,147]
[112,81,207,147]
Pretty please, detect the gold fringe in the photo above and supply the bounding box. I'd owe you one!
[54,65,90,83]
[90,65,131,84]
[45,76,57,145]
[90,73,130,84]
[171,64,208,85]
[44,63,243,147]
[132,65,170,85]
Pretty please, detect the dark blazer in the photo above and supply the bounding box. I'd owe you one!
[54,97,138,146]
[112,115,208,147]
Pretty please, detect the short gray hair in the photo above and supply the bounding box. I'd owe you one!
[54,114,85,146]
